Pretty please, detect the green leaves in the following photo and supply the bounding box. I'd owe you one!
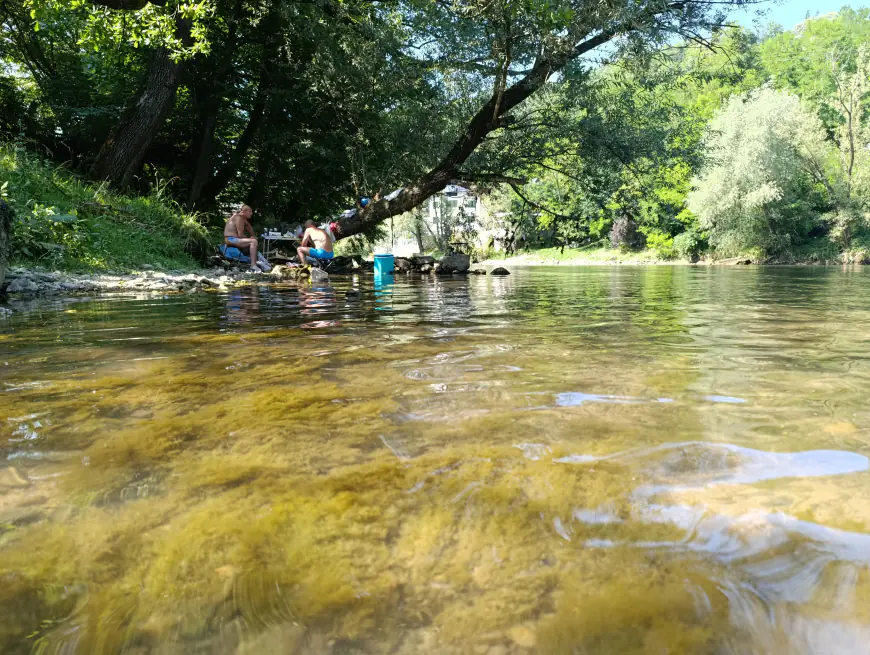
[45,214,80,223]
[24,0,214,60]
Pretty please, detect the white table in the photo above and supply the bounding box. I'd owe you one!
[261,234,299,261]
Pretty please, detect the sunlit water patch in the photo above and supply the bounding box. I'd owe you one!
[2,266,870,653]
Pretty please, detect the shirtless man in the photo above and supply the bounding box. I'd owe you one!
[297,219,334,265]
[223,204,263,272]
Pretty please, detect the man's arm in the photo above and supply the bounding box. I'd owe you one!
[301,228,312,247]
[244,220,255,238]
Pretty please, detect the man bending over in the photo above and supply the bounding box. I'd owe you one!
[297,220,334,265]
[224,204,264,272]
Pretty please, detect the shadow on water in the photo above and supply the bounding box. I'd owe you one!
[2,267,870,653]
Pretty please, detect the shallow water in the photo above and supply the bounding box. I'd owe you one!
[2,266,870,654]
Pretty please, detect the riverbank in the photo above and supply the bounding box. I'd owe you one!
[1,145,212,276]
[0,258,497,317]
[481,247,683,267]
[0,266,266,311]
[480,245,869,267]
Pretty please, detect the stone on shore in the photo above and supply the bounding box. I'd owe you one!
[270,265,300,281]
[439,253,471,273]
[6,276,40,295]
[395,257,414,272]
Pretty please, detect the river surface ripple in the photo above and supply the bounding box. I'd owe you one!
[2,266,870,654]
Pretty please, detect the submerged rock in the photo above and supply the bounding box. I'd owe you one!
[490,267,511,276]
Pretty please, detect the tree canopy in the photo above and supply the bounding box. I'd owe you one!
[2,0,758,226]
[3,1,870,260]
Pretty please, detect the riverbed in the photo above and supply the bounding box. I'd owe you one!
[2,266,870,654]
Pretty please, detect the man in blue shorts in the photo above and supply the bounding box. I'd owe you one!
[297,219,334,265]
[223,204,265,272]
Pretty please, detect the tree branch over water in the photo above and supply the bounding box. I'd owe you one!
[334,0,755,240]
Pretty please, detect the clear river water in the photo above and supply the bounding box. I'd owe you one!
[2,266,870,654]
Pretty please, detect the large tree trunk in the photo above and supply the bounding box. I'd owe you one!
[186,2,243,207]
[194,85,269,208]
[245,139,271,210]
[90,18,191,187]
[0,200,12,289]
[187,102,221,206]
[192,2,281,209]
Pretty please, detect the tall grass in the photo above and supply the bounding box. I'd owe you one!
[1,144,214,271]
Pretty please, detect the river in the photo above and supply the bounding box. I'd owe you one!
[2,266,870,654]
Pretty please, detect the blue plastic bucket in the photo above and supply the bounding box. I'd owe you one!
[373,253,395,276]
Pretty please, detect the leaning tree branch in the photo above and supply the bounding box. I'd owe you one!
[452,173,527,185]
[333,28,616,239]
[332,0,727,240]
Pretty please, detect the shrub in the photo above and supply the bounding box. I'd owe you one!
[643,230,676,259]
[672,230,706,261]
[687,88,833,257]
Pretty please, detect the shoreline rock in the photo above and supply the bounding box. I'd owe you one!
[0,252,501,313]
[0,266,278,301]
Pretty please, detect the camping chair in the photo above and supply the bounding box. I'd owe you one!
[218,244,272,271]
[308,255,338,272]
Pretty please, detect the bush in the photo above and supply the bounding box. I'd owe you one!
[1,144,213,271]
[643,230,676,259]
[688,88,832,257]
[672,230,705,261]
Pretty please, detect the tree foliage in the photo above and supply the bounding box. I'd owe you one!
[2,1,870,262]
[687,88,832,257]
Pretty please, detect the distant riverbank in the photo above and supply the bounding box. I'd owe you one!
[480,247,685,267]
[480,246,867,267]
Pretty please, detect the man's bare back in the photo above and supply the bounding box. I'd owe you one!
[297,219,334,265]
[302,227,332,252]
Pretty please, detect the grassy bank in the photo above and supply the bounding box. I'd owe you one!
[481,247,686,266]
[1,145,213,272]
[481,242,870,266]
